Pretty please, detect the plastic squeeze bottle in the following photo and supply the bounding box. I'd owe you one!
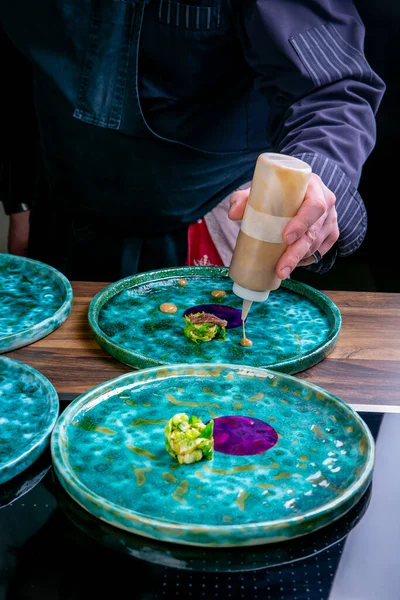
[229,153,312,328]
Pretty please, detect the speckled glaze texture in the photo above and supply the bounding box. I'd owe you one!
[0,357,59,485]
[0,253,73,353]
[56,478,371,572]
[51,364,373,547]
[89,267,341,374]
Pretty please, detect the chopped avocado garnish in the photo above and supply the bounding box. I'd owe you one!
[165,413,214,464]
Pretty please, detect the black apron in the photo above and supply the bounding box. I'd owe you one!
[28,1,260,281]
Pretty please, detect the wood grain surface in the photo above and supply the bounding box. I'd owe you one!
[5,282,400,408]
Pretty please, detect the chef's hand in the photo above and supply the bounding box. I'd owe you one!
[229,174,339,279]
[8,210,31,256]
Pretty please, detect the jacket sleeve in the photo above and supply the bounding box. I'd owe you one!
[0,25,37,215]
[236,0,385,272]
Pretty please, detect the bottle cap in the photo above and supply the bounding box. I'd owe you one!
[232,282,270,303]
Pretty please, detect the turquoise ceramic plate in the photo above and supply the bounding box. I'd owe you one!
[0,357,59,485]
[0,451,51,509]
[55,476,371,571]
[51,364,373,547]
[0,253,73,353]
[89,267,341,374]
[57,474,372,570]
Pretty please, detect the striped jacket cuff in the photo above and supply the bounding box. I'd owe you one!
[293,152,367,271]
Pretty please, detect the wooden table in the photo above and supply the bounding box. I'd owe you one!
[6,282,400,411]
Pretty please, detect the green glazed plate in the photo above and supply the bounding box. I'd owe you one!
[0,356,59,485]
[51,363,373,547]
[55,476,372,571]
[0,451,51,509]
[88,267,341,374]
[0,253,73,353]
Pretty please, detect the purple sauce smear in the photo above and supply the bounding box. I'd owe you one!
[184,304,244,329]
[212,416,278,456]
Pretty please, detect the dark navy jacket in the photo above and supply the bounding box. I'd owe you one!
[0,0,385,272]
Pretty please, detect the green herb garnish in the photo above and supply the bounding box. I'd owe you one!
[165,413,214,464]
[183,312,226,344]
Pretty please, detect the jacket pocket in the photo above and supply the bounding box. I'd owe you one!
[157,0,221,30]
[73,0,139,129]
[289,23,373,88]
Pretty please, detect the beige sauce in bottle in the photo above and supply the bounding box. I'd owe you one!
[230,153,311,296]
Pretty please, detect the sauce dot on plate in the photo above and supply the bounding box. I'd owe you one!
[159,303,178,314]
[178,279,188,286]
[211,289,227,298]
[240,337,253,347]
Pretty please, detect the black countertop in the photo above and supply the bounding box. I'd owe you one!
[1,412,399,600]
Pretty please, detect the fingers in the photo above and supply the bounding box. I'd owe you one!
[298,210,338,263]
[297,209,339,267]
[283,174,336,245]
[277,206,339,277]
[276,175,337,278]
[276,213,326,278]
[228,189,250,221]
[297,230,337,267]
[228,173,338,279]
[307,208,338,255]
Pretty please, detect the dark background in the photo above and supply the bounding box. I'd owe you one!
[358,0,399,292]
[297,0,399,292]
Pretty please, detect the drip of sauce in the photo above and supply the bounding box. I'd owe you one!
[159,303,178,314]
[211,289,227,298]
[240,323,253,347]
[241,299,253,321]
[240,299,253,346]
[178,279,188,286]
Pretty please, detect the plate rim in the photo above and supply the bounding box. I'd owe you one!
[0,356,60,484]
[51,363,374,541]
[88,266,342,374]
[0,253,73,353]
[55,475,372,571]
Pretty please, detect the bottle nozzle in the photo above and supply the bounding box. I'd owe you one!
[232,282,270,303]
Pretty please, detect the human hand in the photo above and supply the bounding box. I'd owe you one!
[8,210,31,256]
[229,173,339,278]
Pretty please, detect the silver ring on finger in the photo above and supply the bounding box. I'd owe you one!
[312,250,323,264]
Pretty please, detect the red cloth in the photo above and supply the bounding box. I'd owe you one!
[186,219,224,267]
